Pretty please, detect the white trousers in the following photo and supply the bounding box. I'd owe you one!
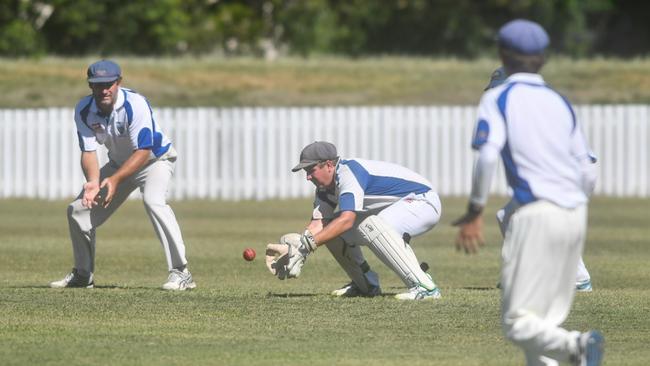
[67,155,188,275]
[377,191,442,239]
[338,191,442,288]
[501,201,587,366]
[497,199,591,284]
[340,191,442,242]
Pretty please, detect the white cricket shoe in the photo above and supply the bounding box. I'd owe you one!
[162,268,196,291]
[395,286,441,300]
[573,331,604,366]
[576,279,593,292]
[331,282,382,297]
[331,270,381,297]
[49,269,94,288]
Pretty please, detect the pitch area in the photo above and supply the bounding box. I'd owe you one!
[0,197,647,365]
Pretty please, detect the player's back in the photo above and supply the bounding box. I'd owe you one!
[498,75,587,207]
[334,158,433,211]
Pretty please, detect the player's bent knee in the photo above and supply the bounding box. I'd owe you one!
[67,200,85,219]
[142,195,167,210]
[502,310,539,344]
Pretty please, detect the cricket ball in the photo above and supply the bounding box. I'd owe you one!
[243,248,256,261]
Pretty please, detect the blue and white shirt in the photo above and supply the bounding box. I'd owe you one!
[74,87,172,166]
[312,159,433,219]
[470,73,596,208]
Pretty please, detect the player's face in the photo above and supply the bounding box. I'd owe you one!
[89,78,121,113]
[305,161,335,188]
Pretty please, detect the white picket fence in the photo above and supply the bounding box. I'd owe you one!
[0,106,648,200]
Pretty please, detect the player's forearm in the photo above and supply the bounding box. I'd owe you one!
[579,158,598,196]
[110,149,151,183]
[313,211,355,245]
[80,151,100,183]
[469,144,500,206]
[306,219,324,235]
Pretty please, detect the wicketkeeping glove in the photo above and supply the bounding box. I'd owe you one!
[265,233,298,279]
[285,230,318,278]
[265,243,290,279]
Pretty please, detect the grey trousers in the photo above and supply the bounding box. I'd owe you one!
[67,156,188,276]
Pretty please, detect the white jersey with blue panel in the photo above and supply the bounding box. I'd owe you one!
[74,87,172,166]
[312,158,433,220]
[470,72,596,209]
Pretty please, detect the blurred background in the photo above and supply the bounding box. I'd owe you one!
[1,0,648,201]
[3,0,649,59]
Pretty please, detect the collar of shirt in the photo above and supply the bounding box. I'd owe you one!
[504,72,545,86]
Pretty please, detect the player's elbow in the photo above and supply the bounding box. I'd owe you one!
[477,144,500,166]
[338,211,356,231]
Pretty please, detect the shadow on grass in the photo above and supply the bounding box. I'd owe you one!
[266,292,318,298]
[266,291,405,298]
[8,285,157,290]
[461,286,498,291]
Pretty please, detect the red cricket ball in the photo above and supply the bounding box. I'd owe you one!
[243,248,256,261]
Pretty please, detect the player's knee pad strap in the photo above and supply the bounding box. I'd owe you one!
[358,215,433,289]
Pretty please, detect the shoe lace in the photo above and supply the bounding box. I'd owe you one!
[166,269,183,283]
[64,272,75,282]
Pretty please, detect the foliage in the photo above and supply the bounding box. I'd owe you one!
[41,0,190,55]
[0,0,646,58]
[0,19,44,57]
[0,0,45,56]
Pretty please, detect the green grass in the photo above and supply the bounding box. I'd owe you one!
[1,197,648,365]
[2,56,650,108]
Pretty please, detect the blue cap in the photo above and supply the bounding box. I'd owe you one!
[497,19,549,55]
[484,67,507,90]
[87,60,121,83]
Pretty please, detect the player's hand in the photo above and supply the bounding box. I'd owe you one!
[265,243,290,279]
[266,233,303,280]
[286,246,307,278]
[99,177,118,208]
[455,215,485,254]
[81,181,101,209]
[287,230,318,277]
[451,203,484,226]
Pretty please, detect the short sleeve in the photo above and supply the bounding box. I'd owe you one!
[74,98,98,152]
[126,93,155,150]
[472,91,507,152]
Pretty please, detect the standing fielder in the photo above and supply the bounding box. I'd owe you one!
[485,67,594,292]
[453,20,603,365]
[50,60,195,291]
[266,141,442,300]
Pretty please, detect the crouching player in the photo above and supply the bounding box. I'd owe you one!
[266,141,442,300]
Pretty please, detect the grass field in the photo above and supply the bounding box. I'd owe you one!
[2,56,650,108]
[0,196,648,365]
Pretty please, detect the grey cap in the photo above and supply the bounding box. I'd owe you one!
[87,60,121,83]
[291,141,338,172]
[497,19,549,55]
[484,67,507,90]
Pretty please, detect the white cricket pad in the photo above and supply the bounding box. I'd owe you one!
[357,215,435,290]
